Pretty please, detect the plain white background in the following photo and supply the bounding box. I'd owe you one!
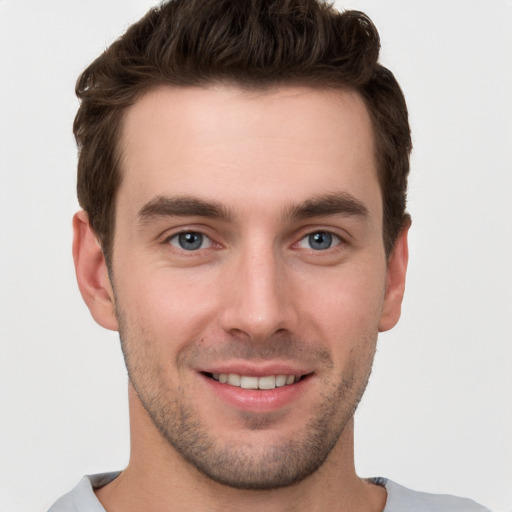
[0,1,510,510]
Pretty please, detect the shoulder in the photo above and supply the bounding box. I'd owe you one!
[47,472,120,512]
[371,478,492,512]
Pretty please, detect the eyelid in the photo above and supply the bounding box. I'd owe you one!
[295,230,343,250]
[158,223,214,242]
[159,224,223,251]
[167,231,213,250]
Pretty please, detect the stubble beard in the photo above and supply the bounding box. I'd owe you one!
[117,312,377,490]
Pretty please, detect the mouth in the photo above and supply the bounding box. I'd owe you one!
[199,368,314,412]
[202,372,309,390]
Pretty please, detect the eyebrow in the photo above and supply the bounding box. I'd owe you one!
[137,195,231,224]
[286,192,369,220]
[137,191,369,226]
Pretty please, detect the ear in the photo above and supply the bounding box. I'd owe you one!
[72,211,119,331]
[378,219,411,332]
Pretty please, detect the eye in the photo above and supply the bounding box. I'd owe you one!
[168,231,212,251]
[297,231,342,251]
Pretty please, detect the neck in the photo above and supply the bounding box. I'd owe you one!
[95,384,386,512]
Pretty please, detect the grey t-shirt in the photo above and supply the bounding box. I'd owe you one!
[48,472,491,511]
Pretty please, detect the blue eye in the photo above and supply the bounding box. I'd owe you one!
[298,231,341,250]
[169,232,212,251]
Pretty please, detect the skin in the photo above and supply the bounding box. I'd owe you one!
[73,85,409,512]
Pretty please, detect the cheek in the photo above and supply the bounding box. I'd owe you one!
[310,258,386,313]
[114,266,219,355]
[299,262,386,356]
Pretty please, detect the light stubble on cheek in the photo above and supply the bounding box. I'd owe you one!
[114,291,379,489]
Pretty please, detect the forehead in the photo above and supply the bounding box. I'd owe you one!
[117,84,380,222]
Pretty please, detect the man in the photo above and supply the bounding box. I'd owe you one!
[49,0,491,510]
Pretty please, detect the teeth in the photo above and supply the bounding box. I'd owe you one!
[258,375,276,390]
[240,376,259,389]
[211,373,299,389]
[275,375,287,387]
[227,373,241,386]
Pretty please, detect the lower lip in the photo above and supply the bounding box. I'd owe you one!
[200,374,312,413]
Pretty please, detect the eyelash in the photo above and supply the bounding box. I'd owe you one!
[295,231,343,251]
[163,228,345,253]
[166,231,215,251]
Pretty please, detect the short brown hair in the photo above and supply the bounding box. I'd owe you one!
[74,0,411,259]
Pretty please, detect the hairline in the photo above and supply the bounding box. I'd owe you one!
[102,80,392,265]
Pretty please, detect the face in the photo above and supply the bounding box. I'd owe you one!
[83,85,407,489]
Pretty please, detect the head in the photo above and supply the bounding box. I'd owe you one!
[72,0,411,492]
[74,0,411,264]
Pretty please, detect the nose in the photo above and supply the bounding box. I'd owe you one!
[219,243,298,342]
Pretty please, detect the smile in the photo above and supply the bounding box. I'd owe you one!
[208,373,301,390]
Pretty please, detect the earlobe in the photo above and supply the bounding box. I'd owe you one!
[378,219,411,332]
[72,211,119,331]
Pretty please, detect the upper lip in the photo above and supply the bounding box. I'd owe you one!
[197,361,313,378]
